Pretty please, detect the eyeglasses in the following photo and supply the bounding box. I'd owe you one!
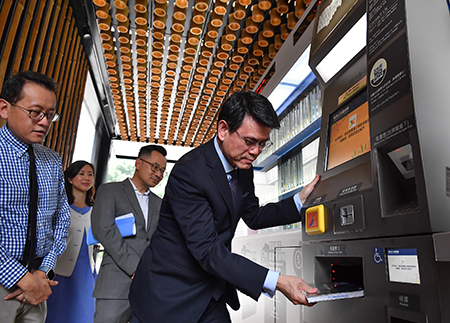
[140,158,167,176]
[9,101,60,122]
[235,130,272,150]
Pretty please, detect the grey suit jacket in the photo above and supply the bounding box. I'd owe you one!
[91,178,161,299]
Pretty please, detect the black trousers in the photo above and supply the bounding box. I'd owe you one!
[198,294,231,323]
[132,294,231,323]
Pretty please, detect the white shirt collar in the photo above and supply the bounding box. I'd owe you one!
[128,178,151,196]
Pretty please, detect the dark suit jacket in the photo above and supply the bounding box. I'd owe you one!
[91,179,161,299]
[129,140,300,321]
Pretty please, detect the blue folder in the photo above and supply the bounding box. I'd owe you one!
[87,213,136,245]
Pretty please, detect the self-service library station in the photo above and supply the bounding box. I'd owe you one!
[232,0,450,322]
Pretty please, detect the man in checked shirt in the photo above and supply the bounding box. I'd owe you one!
[0,71,70,322]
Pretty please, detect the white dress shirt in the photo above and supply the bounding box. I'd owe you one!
[129,178,151,230]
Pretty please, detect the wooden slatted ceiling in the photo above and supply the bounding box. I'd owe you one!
[0,0,88,169]
[92,0,316,147]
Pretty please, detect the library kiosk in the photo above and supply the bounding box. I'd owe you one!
[301,0,450,322]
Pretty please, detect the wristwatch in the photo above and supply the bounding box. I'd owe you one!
[38,266,55,280]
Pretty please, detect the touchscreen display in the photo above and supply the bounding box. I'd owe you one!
[327,92,371,170]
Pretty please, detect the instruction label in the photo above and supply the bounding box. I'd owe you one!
[387,249,421,284]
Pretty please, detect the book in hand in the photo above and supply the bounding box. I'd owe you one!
[305,282,364,303]
[87,213,137,245]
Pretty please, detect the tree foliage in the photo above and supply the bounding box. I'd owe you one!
[106,159,135,183]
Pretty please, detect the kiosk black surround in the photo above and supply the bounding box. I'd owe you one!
[302,0,437,243]
[302,235,450,322]
[300,0,450,322]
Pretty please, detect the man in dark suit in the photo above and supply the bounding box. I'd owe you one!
[91,145,167,323]
[129,91,319,323]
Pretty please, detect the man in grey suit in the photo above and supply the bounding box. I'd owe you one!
[91,145,167,323]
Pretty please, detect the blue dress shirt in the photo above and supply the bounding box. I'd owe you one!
[0,124,70,288]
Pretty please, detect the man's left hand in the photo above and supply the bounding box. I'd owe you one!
[4,270,58,304]
[298,175,320,205]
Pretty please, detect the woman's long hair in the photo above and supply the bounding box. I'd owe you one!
[64,161,95,206]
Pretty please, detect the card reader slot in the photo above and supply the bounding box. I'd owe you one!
[375,133,419,217]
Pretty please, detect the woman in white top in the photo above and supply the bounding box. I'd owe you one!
[46,161,96,323]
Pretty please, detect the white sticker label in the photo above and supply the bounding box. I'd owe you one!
[387,249,421,284]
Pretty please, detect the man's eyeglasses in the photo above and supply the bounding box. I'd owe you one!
[235,130,272,150]
[9,101,60,122]
[140,158,167,176]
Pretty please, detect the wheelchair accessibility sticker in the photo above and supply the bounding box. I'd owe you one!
[373,247,385,264]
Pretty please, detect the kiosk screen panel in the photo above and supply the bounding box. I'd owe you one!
[327,91,370,170]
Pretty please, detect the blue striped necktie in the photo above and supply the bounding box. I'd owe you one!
[228,169,238,205]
